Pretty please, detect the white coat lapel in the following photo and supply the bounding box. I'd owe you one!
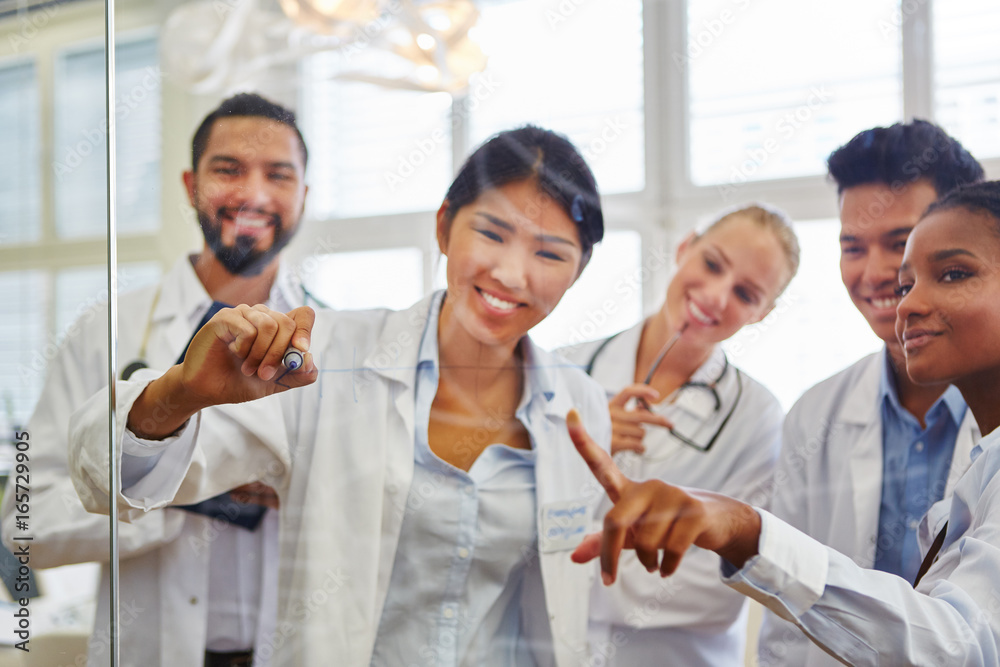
[528,342,597,665]
[359,296,432,625]
[843,353,884,566]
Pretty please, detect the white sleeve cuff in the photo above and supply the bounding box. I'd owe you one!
[121,413,202,508]
[723,509,829,620]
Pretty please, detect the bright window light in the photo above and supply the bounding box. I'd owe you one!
[687,0,902,189]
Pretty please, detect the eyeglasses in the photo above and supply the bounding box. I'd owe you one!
[644,354,743,454]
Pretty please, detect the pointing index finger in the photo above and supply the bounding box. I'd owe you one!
[567,409,628,503]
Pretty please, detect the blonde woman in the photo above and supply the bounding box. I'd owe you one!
[559,204,799,666]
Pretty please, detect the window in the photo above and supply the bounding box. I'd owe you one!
[468,0,645,195]
[0,59,40,246]
[301,0,646,223]
[54,35,161,239]
[302,53,453,219]
[934,0,1000,159]
[687,0,902,187]
[301,247,425,310]
[0,271,47,431]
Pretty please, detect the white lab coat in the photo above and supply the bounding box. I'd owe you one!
[68,293,613,667]
[560,323,783,666]
[757,350,980,666]
[0,256,294,667]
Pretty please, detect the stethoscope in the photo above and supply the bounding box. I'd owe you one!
[119,284,331,381]
[584,329,743,453]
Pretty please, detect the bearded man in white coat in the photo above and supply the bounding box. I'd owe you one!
[757,120,984,666]
[0,92,309,667]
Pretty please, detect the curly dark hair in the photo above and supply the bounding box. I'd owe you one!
[827,119,983,196]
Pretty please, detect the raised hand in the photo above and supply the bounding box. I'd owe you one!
[566,409,761,584]
[607,384,674,455]
[127,305,318,439]
[179,304,318,406]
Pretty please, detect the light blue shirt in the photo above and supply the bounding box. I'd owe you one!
[875,349,966,583]
[370,292,543,667]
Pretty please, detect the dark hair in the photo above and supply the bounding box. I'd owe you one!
[827,119,983,196]
[923,181,1000,229]
[191,93,308,171]
[442,125,604,267]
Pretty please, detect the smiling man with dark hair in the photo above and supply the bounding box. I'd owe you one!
[0,92,310,667]
[758,119,985,666]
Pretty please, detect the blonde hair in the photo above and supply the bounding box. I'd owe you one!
[696,203,800,296]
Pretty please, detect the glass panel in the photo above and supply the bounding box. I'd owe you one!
[0,271,48,432]
[529,230,644,349]
[723,218,882,410]
[469,0,645,195]
[303,52,453,218]
[0,60,40,246]
[54,36,161,239]
[0,7,110,664]
[55,263,161,336]
[687,0,902,187]
[934,0,1000,159]
[301,247,424,309]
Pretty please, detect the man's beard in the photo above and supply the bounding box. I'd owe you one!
[198,209,295,276]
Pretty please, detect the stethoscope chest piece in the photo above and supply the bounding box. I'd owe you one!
[121,360,150,381]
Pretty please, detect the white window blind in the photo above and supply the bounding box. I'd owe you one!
[53,36,161,239]
[302,52,453,219]
[687,0,902,188]
[0,271,47,432]
[934,0,1000,159]
[468,0,645,195]
[0,60,40,246]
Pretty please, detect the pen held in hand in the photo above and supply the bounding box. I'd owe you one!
[282,348,304,371]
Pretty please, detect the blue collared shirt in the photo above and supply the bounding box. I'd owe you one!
[874,349,966,583]
[370,291,546,667]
